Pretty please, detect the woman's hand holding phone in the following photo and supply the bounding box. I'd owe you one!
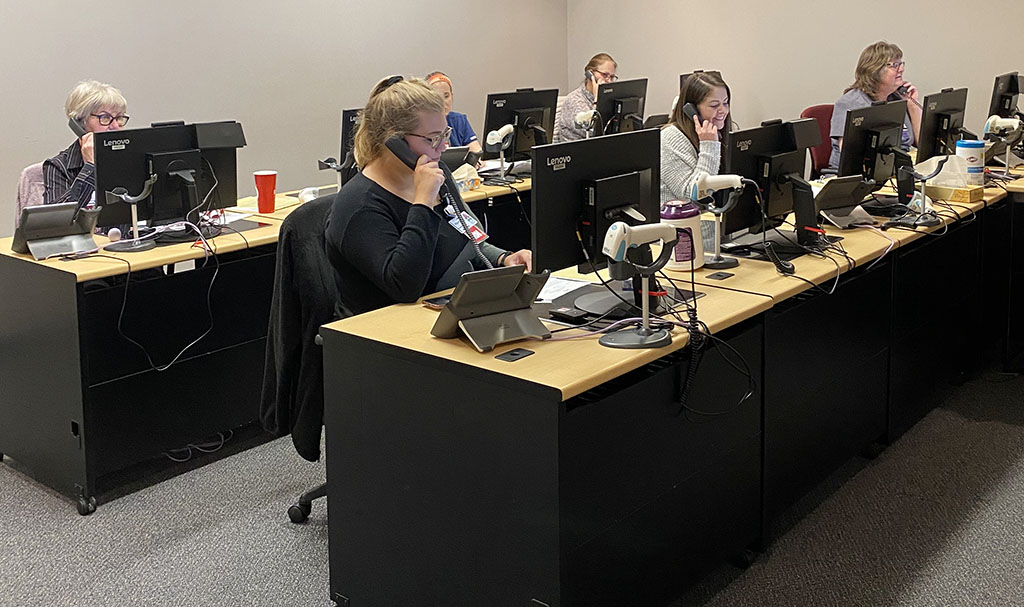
[693,114,719,142]
[413,155,445,208]
[80,132,95,164]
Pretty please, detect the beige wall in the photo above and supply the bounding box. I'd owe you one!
[6,1,1023,237]
[567,0,1023,138]
[0,0,568,236]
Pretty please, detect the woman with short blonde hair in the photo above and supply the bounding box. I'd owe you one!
[64,80,127,122]
[327,76,531,316]
[44,79,130,206]
[829,41,921,170]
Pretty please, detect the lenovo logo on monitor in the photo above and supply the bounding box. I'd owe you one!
[546,155,571,170]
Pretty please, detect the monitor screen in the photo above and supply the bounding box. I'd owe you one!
[836,100,908,185]
[481,89,558,161]
[530,129,659,275]
[94,121,245,229]
[594,78,647,135]
[988,72,1022,119]
[917,87,969,163]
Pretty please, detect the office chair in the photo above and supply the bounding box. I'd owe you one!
[15,162,45,227]
[260,194,341,523]
[800,104,834,178]
[643,113,670,129]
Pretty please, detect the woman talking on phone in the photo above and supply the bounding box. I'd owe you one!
[660,71,731,204]
[829,41,921,171]
[44,80,129,207]
[325,76,531,316]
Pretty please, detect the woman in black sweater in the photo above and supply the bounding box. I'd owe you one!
[326,76,531,316]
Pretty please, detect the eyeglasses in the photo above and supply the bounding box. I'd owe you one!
[594,69,618,82]
[406,125,452,150]
[91,112,130,127]
[885,60,906,70]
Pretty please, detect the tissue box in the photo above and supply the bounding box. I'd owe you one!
[923,184,984,203]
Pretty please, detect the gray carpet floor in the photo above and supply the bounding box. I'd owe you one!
[3,370,1024,606]
[675,370,1024,607]
[0,435,330,607]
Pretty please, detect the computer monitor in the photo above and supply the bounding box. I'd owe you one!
[836,100,910,186]
[481,88,557,161]
[337,108,361,186]
[988,72,1022,119]
[917,87,972,163]
[532,129,659,274]
[719,118,821,251]
[94,121,245,233]
[532,129,661,315]
[340,108,359,161]
[679,70,722,91]
[594,78,647,135]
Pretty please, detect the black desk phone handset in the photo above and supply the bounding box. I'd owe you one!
[682,103,700,125]
[69,117,87,138]
[384,135,493,268]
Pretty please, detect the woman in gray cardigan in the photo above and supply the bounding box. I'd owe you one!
[660,72,731,204]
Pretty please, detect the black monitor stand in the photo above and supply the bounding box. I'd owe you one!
[603,97,644,135]
[724,173,830,260]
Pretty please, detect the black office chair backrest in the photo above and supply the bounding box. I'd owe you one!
[260,194,340,462]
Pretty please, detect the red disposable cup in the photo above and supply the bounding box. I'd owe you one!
[254,170,278,213]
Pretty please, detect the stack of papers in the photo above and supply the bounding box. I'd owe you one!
[535,276,594,303]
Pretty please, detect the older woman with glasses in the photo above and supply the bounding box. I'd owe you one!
[326,76,531,316]
[555,52,617,142]
[44,79,129,206]
[829,41,921,171]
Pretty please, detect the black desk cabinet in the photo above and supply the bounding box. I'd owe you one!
[763,261,891,526]
[888,218,981,440]
[467,189,532,253]
[0,247,275,513]
[323,319,763,607]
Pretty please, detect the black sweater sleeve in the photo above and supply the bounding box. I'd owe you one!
[339,203,442,303]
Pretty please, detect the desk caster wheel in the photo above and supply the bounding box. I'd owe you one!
[77,496,97,516]
[288,502,311,524]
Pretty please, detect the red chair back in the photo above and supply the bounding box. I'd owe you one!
[800,104,834,178]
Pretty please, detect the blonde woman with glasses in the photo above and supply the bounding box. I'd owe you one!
[325,76,531,316]
[829,41,921,170]
[44,79,129,206]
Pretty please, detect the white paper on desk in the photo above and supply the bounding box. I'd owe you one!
[221,210,254,224]
[477,159,504,174]
[536,276,594,303]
